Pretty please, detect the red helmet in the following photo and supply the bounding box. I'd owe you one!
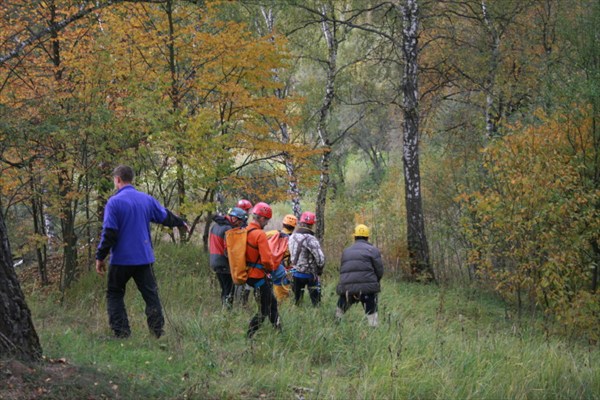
[300,211,316,225]
[236,199,253,212]
[252,202,272,219]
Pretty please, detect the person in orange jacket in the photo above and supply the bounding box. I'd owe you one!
[234,199,253,305]
[245,202,281,338]
[265,214,297,303]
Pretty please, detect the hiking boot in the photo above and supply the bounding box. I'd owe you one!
[113,330,131,339]
[152,329,164,339]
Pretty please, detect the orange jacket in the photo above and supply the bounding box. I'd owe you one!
[245,221,275,278]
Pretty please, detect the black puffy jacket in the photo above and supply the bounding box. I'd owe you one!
[336,239,384,295]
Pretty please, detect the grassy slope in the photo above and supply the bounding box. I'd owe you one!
[27,243,599,400]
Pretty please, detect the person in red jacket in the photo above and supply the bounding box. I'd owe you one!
[208,207,247,309]
[245,202,280,338]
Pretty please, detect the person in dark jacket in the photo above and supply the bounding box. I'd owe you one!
[96,165,189,339]
[209,207,247,308]
[335,224,384,327]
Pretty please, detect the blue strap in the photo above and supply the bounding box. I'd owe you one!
[247,262,264,269]
[250,278,266,288]
[293,271,313,279]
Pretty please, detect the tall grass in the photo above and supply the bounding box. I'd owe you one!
[27,243,599,399]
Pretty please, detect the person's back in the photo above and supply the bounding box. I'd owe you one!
[338,239,383,295]
[104,186,165,265]
[244,202,280,338]
[209,214,233,272]
[209,208,246,308]
[245,220,275,280]
[335,224,383,327]
[288,212,324,276]
[96,165,188,339]
[288,212,325,306]
[268,214,297,303]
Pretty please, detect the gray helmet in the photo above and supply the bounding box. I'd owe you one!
[228,207,248,221]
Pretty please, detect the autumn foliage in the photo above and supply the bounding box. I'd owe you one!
[459,109,600,338]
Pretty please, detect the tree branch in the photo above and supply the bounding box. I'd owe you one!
[0,0,169,65]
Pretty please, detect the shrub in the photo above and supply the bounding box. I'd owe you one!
[458,108,600,340]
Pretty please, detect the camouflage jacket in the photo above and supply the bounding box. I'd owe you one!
[288,227,325,275]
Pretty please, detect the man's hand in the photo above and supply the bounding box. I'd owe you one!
[96,259,106,276]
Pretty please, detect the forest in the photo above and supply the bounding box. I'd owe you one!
[0,0,598,396]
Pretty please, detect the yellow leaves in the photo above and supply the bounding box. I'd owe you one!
[459,108,598,333]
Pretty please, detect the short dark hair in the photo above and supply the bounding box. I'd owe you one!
[112,165,134,183]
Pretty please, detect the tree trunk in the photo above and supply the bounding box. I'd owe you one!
[0,210,42,361]
[314,4,337,241]
[58,168,79,291]
[29,165,49,285]
[285,151,302,218]
[167,0,188,244]
[481,0,501,139]
[202,189,216,252]
[31,196,49,286]
[401,0,433,281]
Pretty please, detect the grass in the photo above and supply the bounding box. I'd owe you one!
[25,242,600,399]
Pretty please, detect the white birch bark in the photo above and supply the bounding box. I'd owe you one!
[400,0,432,279]
[314,3,338,241]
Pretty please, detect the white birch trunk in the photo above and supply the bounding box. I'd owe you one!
[314,3,337,241]
[400,0,432,279]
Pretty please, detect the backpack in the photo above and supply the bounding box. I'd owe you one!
[225,227,256,285]
[266,230,290,269]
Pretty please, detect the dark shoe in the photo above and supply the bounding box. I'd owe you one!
[153,329,164,339]
[114,330,131,339]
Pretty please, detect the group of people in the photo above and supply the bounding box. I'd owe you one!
[209,201,330,337]
[96,165,384,340]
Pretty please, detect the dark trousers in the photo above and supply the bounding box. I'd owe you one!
[216,272,234,308]
[246,278,280,338]
[106,264,164,338]
[337,292,378,315]
[292,276,321,306]
[234,284,251,306]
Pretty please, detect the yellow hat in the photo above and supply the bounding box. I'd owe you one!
[353,224,370,237]
[282,214,297,227]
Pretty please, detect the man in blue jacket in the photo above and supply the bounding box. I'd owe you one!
[96,165,188,339]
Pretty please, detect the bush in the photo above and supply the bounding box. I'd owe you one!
[458,108,600,340]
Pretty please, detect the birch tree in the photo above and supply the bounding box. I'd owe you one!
[313,2,339,241]
[399,0,432,279]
